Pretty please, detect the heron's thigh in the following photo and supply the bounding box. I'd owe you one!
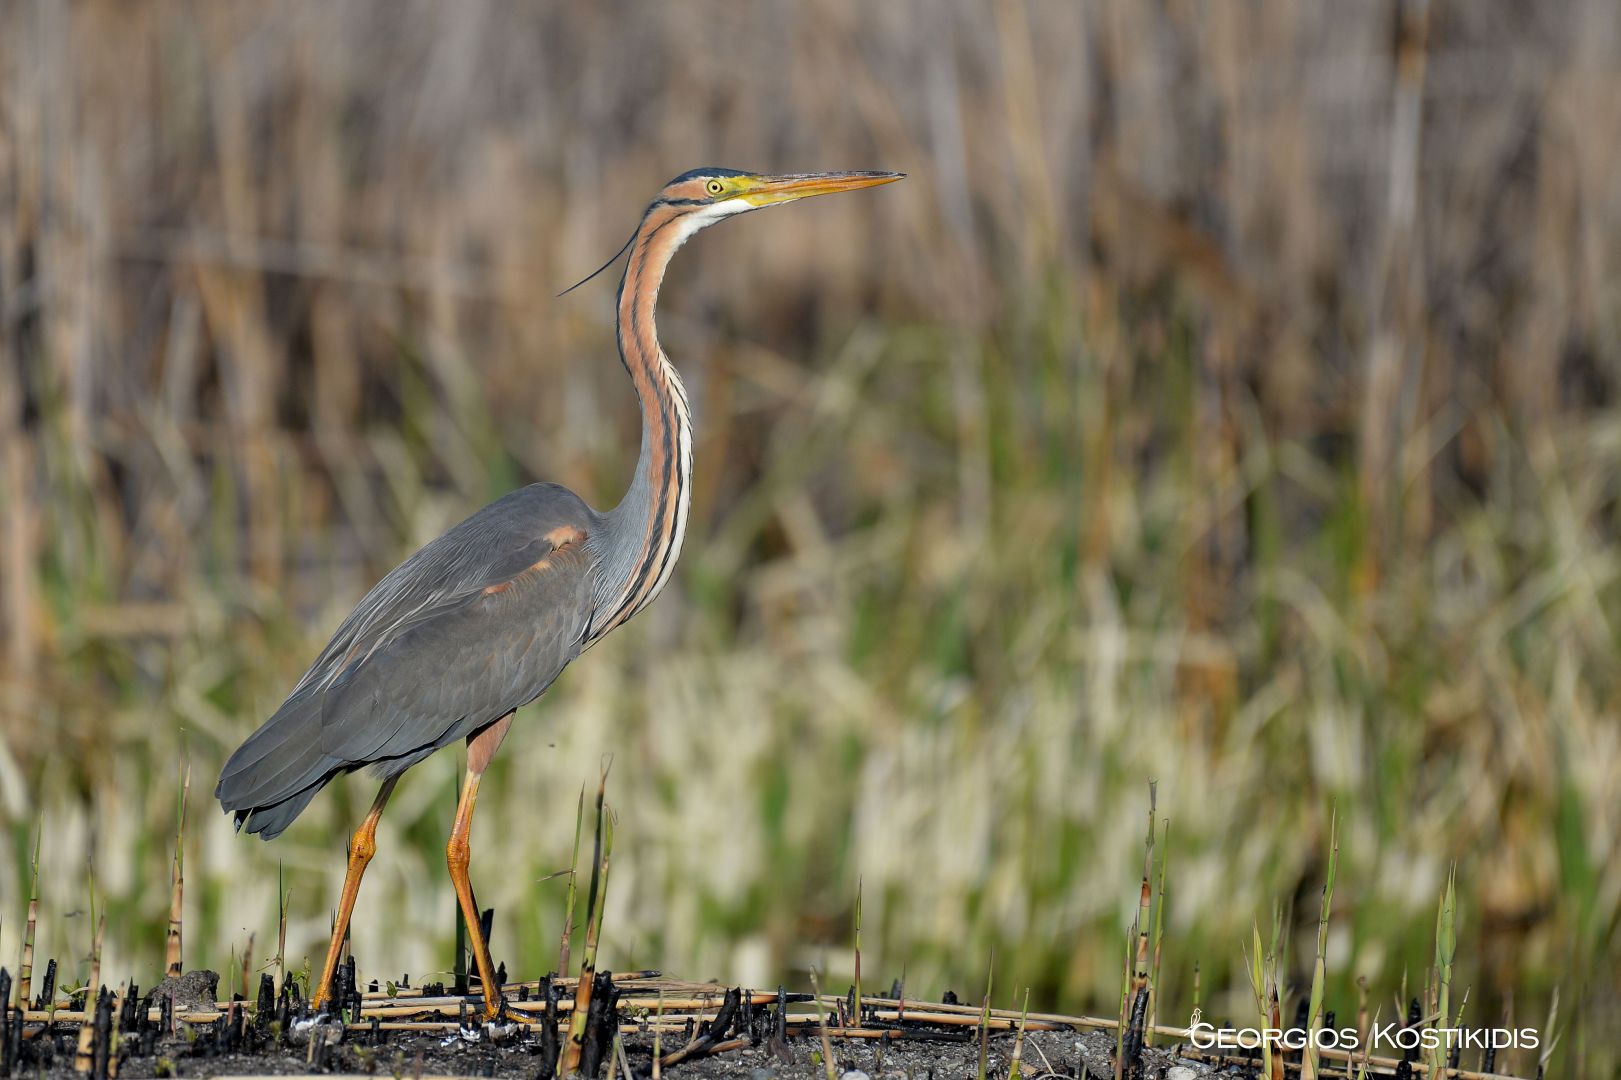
[467,711,515,774]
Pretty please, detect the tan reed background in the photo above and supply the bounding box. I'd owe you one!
[1,0,1619,1073]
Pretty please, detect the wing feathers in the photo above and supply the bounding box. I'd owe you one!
[214,484,598,835]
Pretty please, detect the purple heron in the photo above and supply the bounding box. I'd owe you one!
[215,168,903,1017]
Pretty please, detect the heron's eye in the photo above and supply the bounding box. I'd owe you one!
[706,179,724,196]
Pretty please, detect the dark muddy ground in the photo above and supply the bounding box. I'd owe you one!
[19,1025,1219,1080]
[6,969,1229,1080]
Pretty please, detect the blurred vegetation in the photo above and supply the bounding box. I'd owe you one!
[1,0,1619,1074]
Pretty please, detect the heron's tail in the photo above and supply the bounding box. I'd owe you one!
[215,689,342,840]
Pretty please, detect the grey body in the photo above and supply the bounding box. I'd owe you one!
[217,484,612,837]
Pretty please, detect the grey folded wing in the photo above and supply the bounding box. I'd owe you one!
[215,483,599,838]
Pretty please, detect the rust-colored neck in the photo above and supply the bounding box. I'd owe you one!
[591,203,697,640]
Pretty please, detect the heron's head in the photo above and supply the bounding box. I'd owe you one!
[560,168,902,296]
[649,168,905,265]
[654,167,903,226]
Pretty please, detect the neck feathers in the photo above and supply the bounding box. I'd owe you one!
[592,203,699,640]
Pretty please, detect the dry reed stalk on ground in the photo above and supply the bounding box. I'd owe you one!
[86,914,104,1010]
[1008,987,1030,1080]
[357,970,663,1002]
[274,864,287,996]
[557,785,585,979]
[240,933,254,1000]
[18,821,39,1007]
[852,876,862,1021]
[1302,808,1339,1080]
[650,990,662,1080]
[975,962,993,1080]
[71,915,107,1076]
[560,764,612,1077]
[1429,869,1458,1080]
[806,970,838,1080]
[1114,931,1130,1080]
[1147,820,1167,1046]
[166,765,189,978]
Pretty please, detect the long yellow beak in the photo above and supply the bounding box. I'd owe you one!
[738,170,904,207]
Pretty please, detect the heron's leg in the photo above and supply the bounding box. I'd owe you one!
[313,776,399,1012]
[447,712,514,1019]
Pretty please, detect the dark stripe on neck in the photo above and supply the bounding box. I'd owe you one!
[603,205,692,632]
